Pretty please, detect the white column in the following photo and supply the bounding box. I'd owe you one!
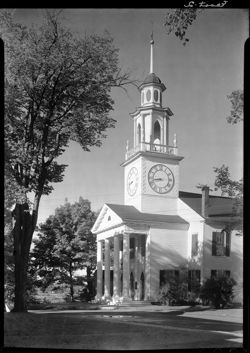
[113,235,120,298]
[122,232,130,300]
[134,237,139,300]
[104,238,111,299]
[145,233,151,300]
[96,240,103,300]
[119,240,123,296]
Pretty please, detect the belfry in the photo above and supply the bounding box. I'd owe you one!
[91,35,243,303]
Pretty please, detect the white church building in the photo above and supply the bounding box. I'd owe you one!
[91,37,243,303]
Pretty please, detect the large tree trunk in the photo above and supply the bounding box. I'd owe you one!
[12,203,36,312]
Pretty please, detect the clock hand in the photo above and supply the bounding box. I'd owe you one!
[154,178,164,181]
[129,180,134,185]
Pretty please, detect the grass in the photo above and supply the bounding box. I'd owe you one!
[27,301,100,311]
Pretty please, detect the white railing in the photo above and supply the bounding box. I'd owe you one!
[125,142,178,160]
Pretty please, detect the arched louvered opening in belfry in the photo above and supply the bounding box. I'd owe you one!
[153,120,161,147]
[137,123,141,144]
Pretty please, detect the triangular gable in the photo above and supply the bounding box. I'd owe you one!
[178,198,204,222]
[91,204,123,234]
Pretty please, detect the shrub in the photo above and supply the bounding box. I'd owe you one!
[158,279,189,305]
[200,276,237,308]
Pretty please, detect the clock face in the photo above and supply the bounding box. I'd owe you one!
[127,167,139,196]
[148,164,174,194]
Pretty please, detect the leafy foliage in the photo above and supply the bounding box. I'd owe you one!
[226,90,244,124]
[164,9,201,45]
[30,198,96,301]
[2,9,131,310]
[2,9,131,203]
[214,165,243,199]
[159,280,188,305]
[200,275,237,308]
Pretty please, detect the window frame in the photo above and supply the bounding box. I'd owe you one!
[212,230,231,257]
[191,233,199,257]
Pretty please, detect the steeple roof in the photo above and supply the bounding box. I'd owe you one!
[143,72,162,85]
[139,72,166,91]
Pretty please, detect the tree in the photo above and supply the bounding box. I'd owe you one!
[226,90,244,125]
[164,8,202,45]
[2,9,132,311]
[30,198,96,302]
[213,165,243,233]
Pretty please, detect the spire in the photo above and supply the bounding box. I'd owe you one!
[150,31,154,74]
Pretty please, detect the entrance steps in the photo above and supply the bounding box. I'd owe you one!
[118,300,151,307]
[99,300,152,309]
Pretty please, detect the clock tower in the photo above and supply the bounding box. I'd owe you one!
[121,35,184,215]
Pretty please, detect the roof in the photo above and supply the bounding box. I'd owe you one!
[143,73,162,85]
[139,73,166,91]
[179,191,240,217]
[106,203,188,224]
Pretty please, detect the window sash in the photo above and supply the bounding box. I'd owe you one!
[212,231,230,256]
[191,233,199,257]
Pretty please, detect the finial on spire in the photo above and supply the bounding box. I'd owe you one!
[150,27,154,74]
[150,30,154,45]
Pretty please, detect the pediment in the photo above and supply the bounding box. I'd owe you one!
[91,204,123,234]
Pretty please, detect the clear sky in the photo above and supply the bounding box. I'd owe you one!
[12,8,247,223]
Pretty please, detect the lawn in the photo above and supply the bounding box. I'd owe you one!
[4,308,243,350]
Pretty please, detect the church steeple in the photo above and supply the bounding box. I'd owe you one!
[122,35,183,213]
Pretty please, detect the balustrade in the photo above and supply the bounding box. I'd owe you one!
[125,141,178,160]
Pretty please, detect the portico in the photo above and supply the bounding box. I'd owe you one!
[96,228,149,301]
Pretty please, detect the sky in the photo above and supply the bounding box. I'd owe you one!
[11,8,248,223]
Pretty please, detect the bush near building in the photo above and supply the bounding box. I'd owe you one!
[158,273,237,308]
[199,275,237,309]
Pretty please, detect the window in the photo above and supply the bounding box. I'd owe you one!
[211,269,217,279]
[154,89,159,102]
[212,230,230,256]
[153,121,161,143]
[160,270,179,287]
[211,270,231,278]
[188,270,200,291]
[191,233,199,257]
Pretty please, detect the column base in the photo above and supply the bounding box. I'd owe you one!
[122,296,133,303]
[95,294,102,301]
